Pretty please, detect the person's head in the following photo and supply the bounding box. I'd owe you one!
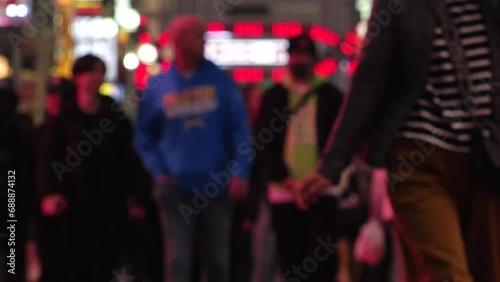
[169,15,206,64]
[45,77,76,116]
[287,34,317,81]
[72,54,106,96]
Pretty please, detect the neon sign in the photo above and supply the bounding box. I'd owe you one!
[205,38,289,67]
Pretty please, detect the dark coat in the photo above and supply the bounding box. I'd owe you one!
[36,96,141,221]
[317,0,500,183]
[256,81,343,183]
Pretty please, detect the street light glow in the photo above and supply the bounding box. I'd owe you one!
[92,18,119,39]
[116,8,141,31]
[16,4,29,17]
[123,52,140,70]
[6,4,17,17]
[138,44,158,64]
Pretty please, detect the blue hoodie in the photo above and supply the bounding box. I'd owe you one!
[135,59,253,196]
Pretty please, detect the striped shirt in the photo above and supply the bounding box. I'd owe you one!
[397,0,493,152]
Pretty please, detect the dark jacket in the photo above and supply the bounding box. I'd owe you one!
[257,81,343,183]
[36,96,142,221]
[318,0,500,183]
[0,86,34,282]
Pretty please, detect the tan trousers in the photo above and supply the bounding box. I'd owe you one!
[387,138,500,282]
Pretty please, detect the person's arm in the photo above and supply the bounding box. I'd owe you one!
[317,0,397,184]
[255,87,289,184]
[368,167,387,220]
[318,84,344,151]
[35,118,68,215]
[225,82,253,201]
[115,111,148,218]
[35,121,58,199]
[336,238,353,282]
[325,84,344,125]
[135,87,169,183]
[227,83,253,180]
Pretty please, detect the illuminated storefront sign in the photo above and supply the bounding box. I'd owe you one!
[75,0,103,16]
[204,38,289,67]
[72,16,119,81]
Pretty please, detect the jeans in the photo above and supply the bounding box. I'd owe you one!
[156,184,233,282]
[271,197,339,282]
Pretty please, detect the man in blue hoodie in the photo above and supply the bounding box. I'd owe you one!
[135,15,252,282]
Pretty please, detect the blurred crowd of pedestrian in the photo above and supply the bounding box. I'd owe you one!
[2,2,500,281]
[0,19,397,281]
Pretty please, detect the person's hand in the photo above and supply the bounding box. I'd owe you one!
[295,172,332,210]
[26,240,42,282]
[354,219,386,266]
[128,200,146,220]
[155,175,172,186]
[41,193,68,217]
[336,270,352,282]
[229,177,249,202]
[152,175,174,201]
[283,177,298,192]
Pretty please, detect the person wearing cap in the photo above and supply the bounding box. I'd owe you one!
[255,34,343,282]
[36,54,144,281]
[135,15,252,282]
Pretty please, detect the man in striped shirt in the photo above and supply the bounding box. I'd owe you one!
[296,0,500,281]
[399,0,494,152]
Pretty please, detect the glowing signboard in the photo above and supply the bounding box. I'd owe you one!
[204,38,289,67]
[72,16,118,81]
[75,0,103,16]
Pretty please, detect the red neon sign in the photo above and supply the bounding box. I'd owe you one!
[309,24,340,47]
[233,22,264,38]
[158,31,170,47]
[233,67,264,83]
[272,22,303,38]
[315,58,338,77]
[207,22,225,32]
[272,68,288,83]
[138,32,151,44]
[340,42,356,57]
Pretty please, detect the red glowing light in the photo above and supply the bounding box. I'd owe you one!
[134,64,149,90]
[348,60,359,76]
[340,42,356,56]
[314,58,338,77]
[161,60,171,72]
[345,31,358,44]
[233,22,264,38]
[207,22,225,32]
[272,22,303,38]
[309,25,340,46]
[272,68,288,83]
[158,31,170,47]
[233,68,264,83]
[138,32,151,44]
[140,15,148,27]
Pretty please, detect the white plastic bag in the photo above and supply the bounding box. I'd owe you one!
[354,219,386,266]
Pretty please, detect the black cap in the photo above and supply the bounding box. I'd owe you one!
[46,76,76,98]
[72,54,106,77]
[287,34,317,59]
